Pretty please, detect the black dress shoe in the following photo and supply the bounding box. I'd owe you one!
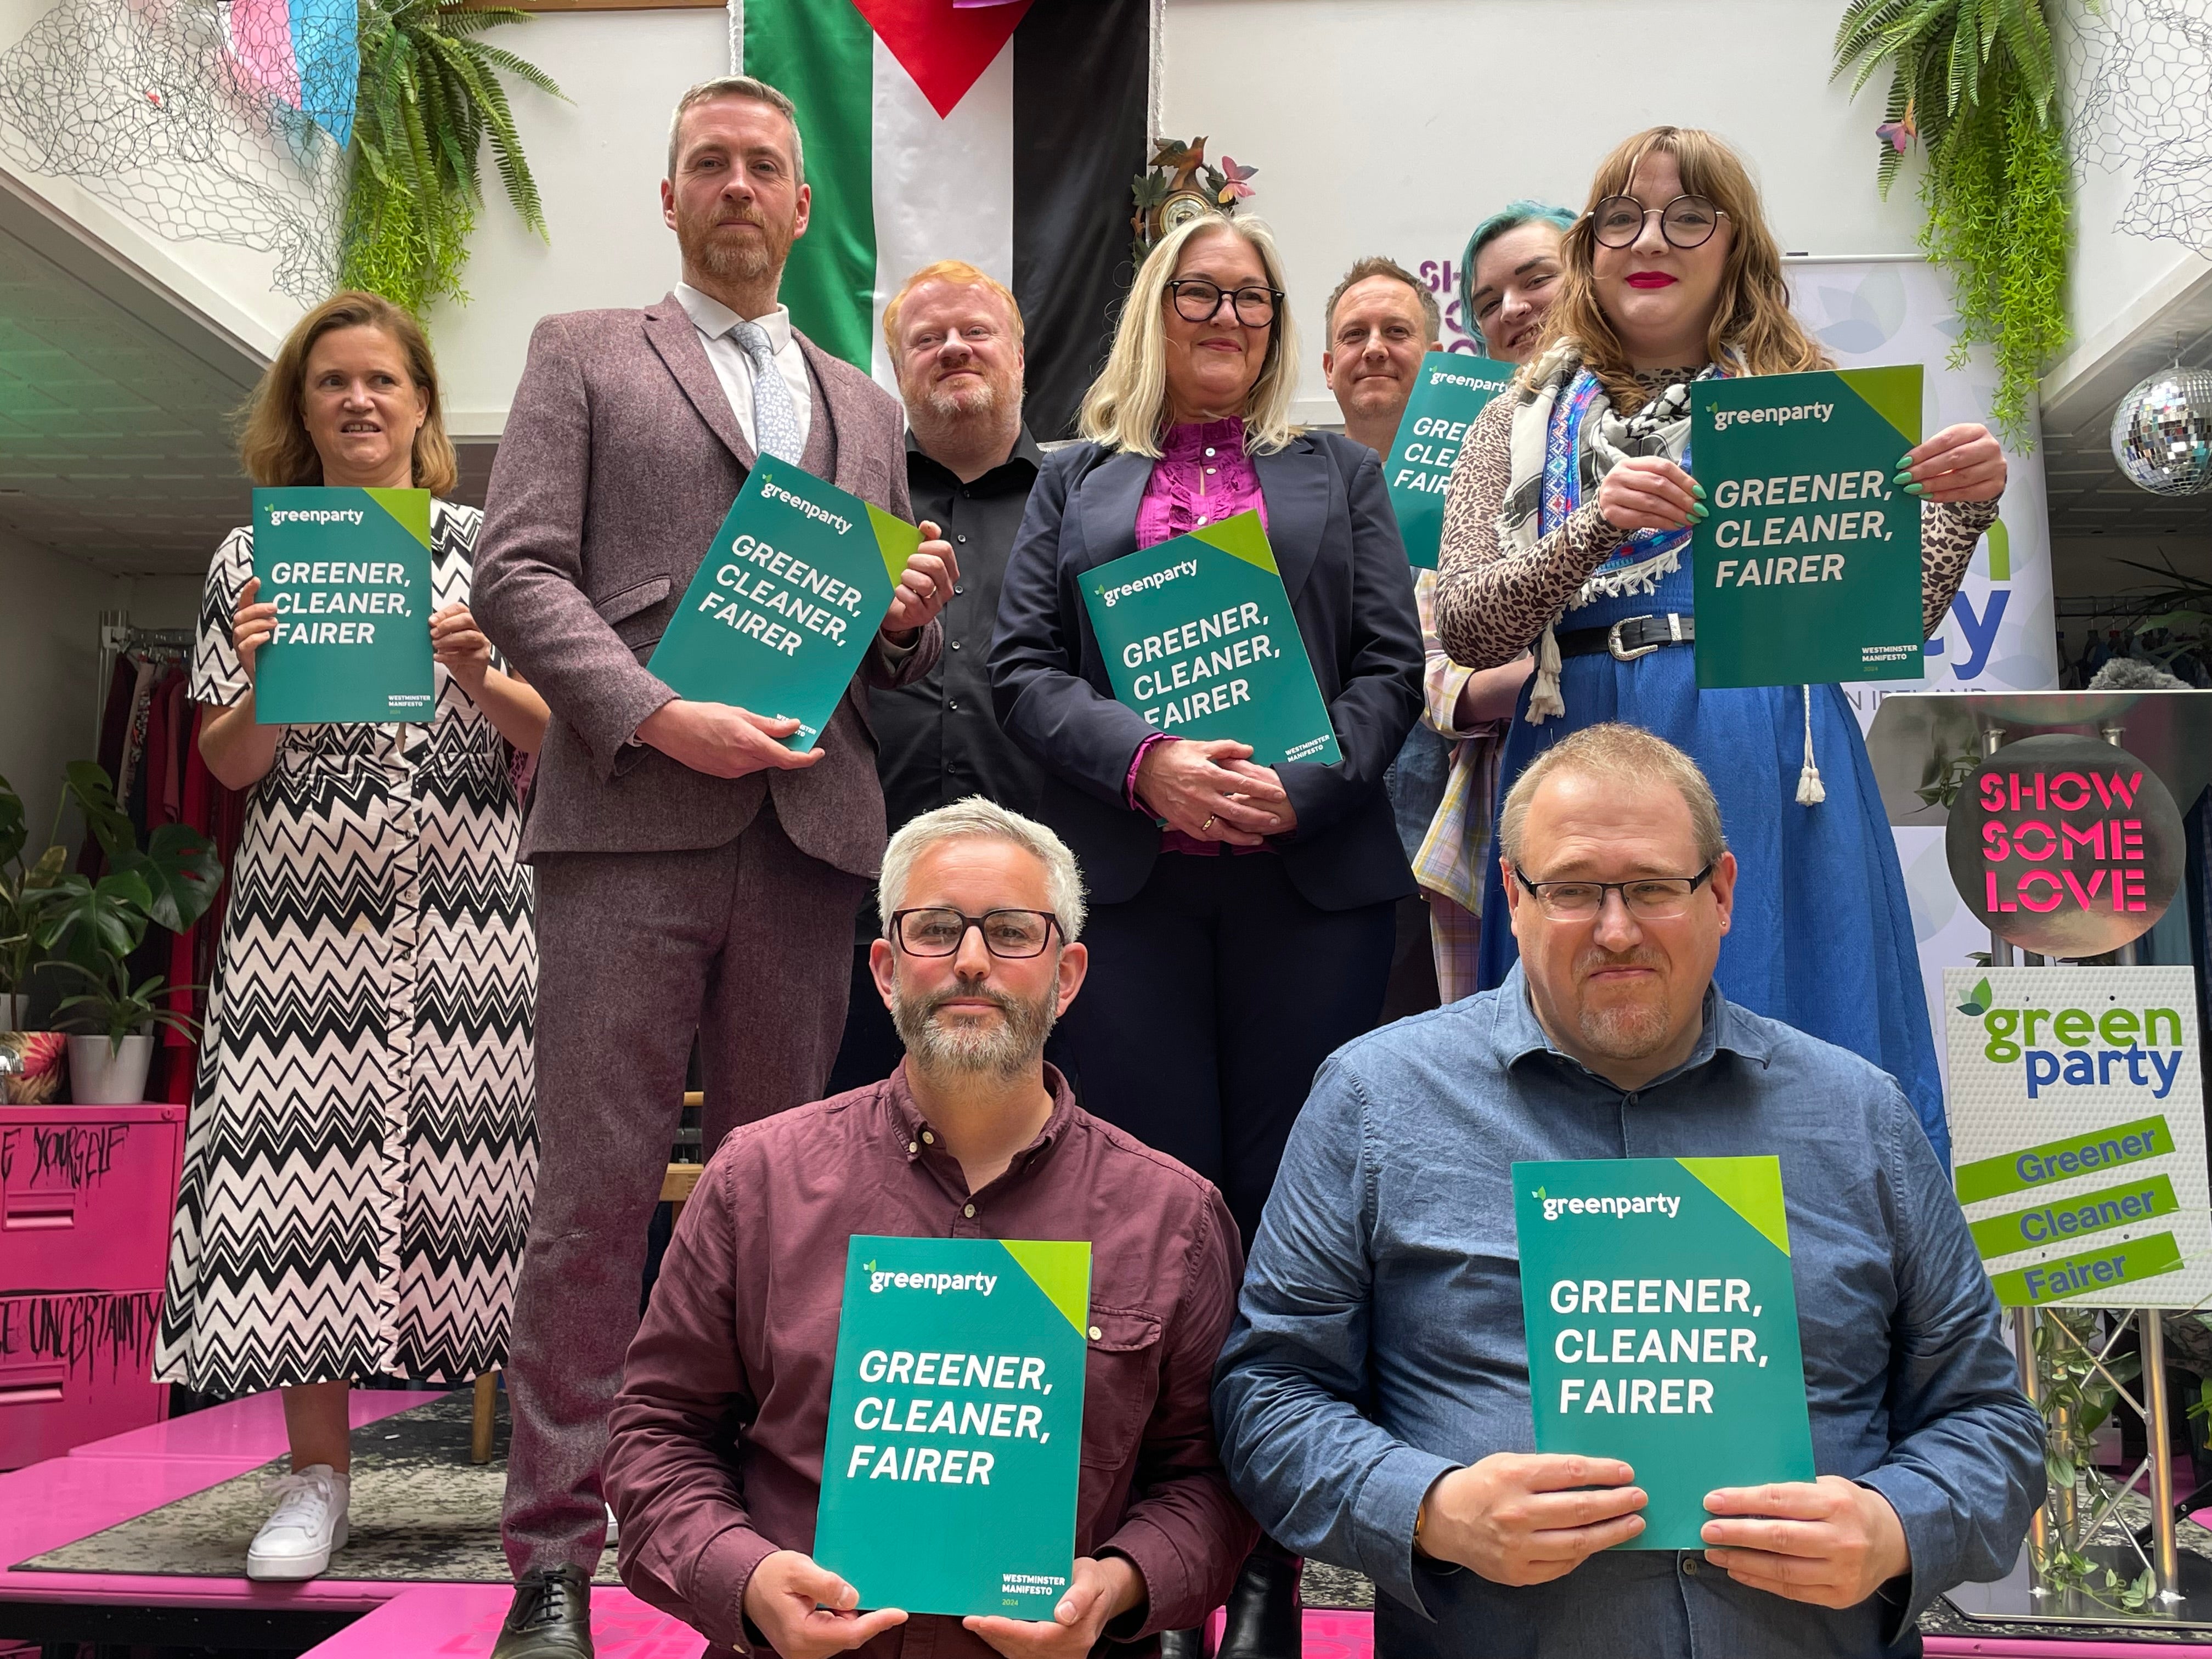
[491,1565,595,1658]
[1159,1625,1214,1659]
[1216,1545,1301,1659]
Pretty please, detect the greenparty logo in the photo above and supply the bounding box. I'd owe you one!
[1537,1191,1683,1222]
[1972,994,2190,1100]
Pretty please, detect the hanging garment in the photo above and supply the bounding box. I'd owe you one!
[155,501,538,1390]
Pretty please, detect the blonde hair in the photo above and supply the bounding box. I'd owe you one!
[883,261,1025,351]
[1498,723,1728,871]
[1078,213,1301,458]
[236,291,455,494]
[1526,126,1830,411]
[879,798,1088,943]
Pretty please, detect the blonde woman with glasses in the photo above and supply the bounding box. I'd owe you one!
[991,211,1423,1659]
[1433,127,2007,1162]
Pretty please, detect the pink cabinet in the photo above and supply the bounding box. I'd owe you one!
[0,1105,185,1469]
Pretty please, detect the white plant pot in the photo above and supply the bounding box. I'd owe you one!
[67,1032,154,1104]
[1,993,28,1031]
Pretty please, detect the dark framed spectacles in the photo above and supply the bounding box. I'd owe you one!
[1511,862,1717,921]
[890,907,1062,960]
[1589,194,1729,250]
[1165,278,1282,325]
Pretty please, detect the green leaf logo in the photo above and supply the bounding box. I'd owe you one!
[1531,1186,1547,1200]
[1957,975,1994,1017]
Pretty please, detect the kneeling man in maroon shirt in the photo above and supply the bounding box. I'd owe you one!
[605,797,1257,1659]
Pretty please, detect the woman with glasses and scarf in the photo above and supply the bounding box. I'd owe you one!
[992,212,1423,1659]
[1434,127,2005,1161]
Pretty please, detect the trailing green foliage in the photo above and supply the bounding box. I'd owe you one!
[2025,1308,2158,1615]
[341,0,563,316]
[1835,0,2076,445]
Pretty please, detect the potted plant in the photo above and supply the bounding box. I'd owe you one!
[53,957,204,1105]
[2,768,77,1030]
[33,764,222,1105]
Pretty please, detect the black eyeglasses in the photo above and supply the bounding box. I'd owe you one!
[890,908,1062,959]
[1511,862,1717,921]
[1165,279,1282,325]
[1589,194,1729,250]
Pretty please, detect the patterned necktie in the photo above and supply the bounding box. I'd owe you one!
[730,318,804,465]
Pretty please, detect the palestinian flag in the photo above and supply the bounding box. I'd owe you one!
[735,0,1152,439]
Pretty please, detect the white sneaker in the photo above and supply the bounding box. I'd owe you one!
[246,1464,350,1581]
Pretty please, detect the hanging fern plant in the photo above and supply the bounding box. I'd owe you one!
[340,0,563,316]
[1833,0,2074,446]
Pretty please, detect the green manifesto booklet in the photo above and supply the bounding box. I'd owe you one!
[1080,511,1341,766]
[1689,365,1926,691]
[648,465,922,750]
[251,487,436,724]
[1514,1156,1815,1549]
[814,1236,1091,1617]
[1384,354,1514,569]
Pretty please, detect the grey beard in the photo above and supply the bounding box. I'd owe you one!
[893,979,1056,1079]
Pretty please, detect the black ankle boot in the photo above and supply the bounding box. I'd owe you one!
[1216,1544,1301,1659]
[1158,1625,1214,1659]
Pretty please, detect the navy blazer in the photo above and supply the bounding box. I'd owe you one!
[989,430,1423,911]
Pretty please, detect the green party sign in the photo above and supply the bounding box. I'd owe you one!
[1690,365,1926,690]
[1081,512,1341,766]
[814,1236,1091,1617]
[1514,1156,1815,1549]
[650,464,921,749]
[252,487,435,724]
[1384,355,1514,568]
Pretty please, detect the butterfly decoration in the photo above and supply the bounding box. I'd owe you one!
[1876,100,1917,155]
[1131,137,1260,263]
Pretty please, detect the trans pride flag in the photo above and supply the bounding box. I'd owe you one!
[225,0,357,146]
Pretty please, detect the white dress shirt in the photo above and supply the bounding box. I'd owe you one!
[673,283,814,454]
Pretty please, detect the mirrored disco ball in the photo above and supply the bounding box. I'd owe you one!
[2111,366,2212,494]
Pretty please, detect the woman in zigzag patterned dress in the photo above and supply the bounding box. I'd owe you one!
[154,292,546,1583]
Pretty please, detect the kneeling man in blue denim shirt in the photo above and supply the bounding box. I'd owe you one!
[1212,723,2041,1658]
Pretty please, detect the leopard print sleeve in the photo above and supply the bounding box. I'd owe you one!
[1434,393,1633,670]
[1920,496,1999,639]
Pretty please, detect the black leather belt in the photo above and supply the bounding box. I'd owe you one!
[1556,612,1695,662]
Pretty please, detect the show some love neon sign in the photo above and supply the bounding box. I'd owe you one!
[1945,732,2182,958]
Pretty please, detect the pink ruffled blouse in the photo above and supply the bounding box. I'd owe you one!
[1126,417,1277,854]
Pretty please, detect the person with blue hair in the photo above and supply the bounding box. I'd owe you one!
[1455,200,1576,362]
[1404,201,1579,1000]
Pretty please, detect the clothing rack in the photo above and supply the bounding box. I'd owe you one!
[95,610,195,748]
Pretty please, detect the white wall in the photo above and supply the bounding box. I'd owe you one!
[425,9,730,438]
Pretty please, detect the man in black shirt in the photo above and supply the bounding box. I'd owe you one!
[827,261,1053,1092]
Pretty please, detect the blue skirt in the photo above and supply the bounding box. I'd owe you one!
[1475,641,1949,1164]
